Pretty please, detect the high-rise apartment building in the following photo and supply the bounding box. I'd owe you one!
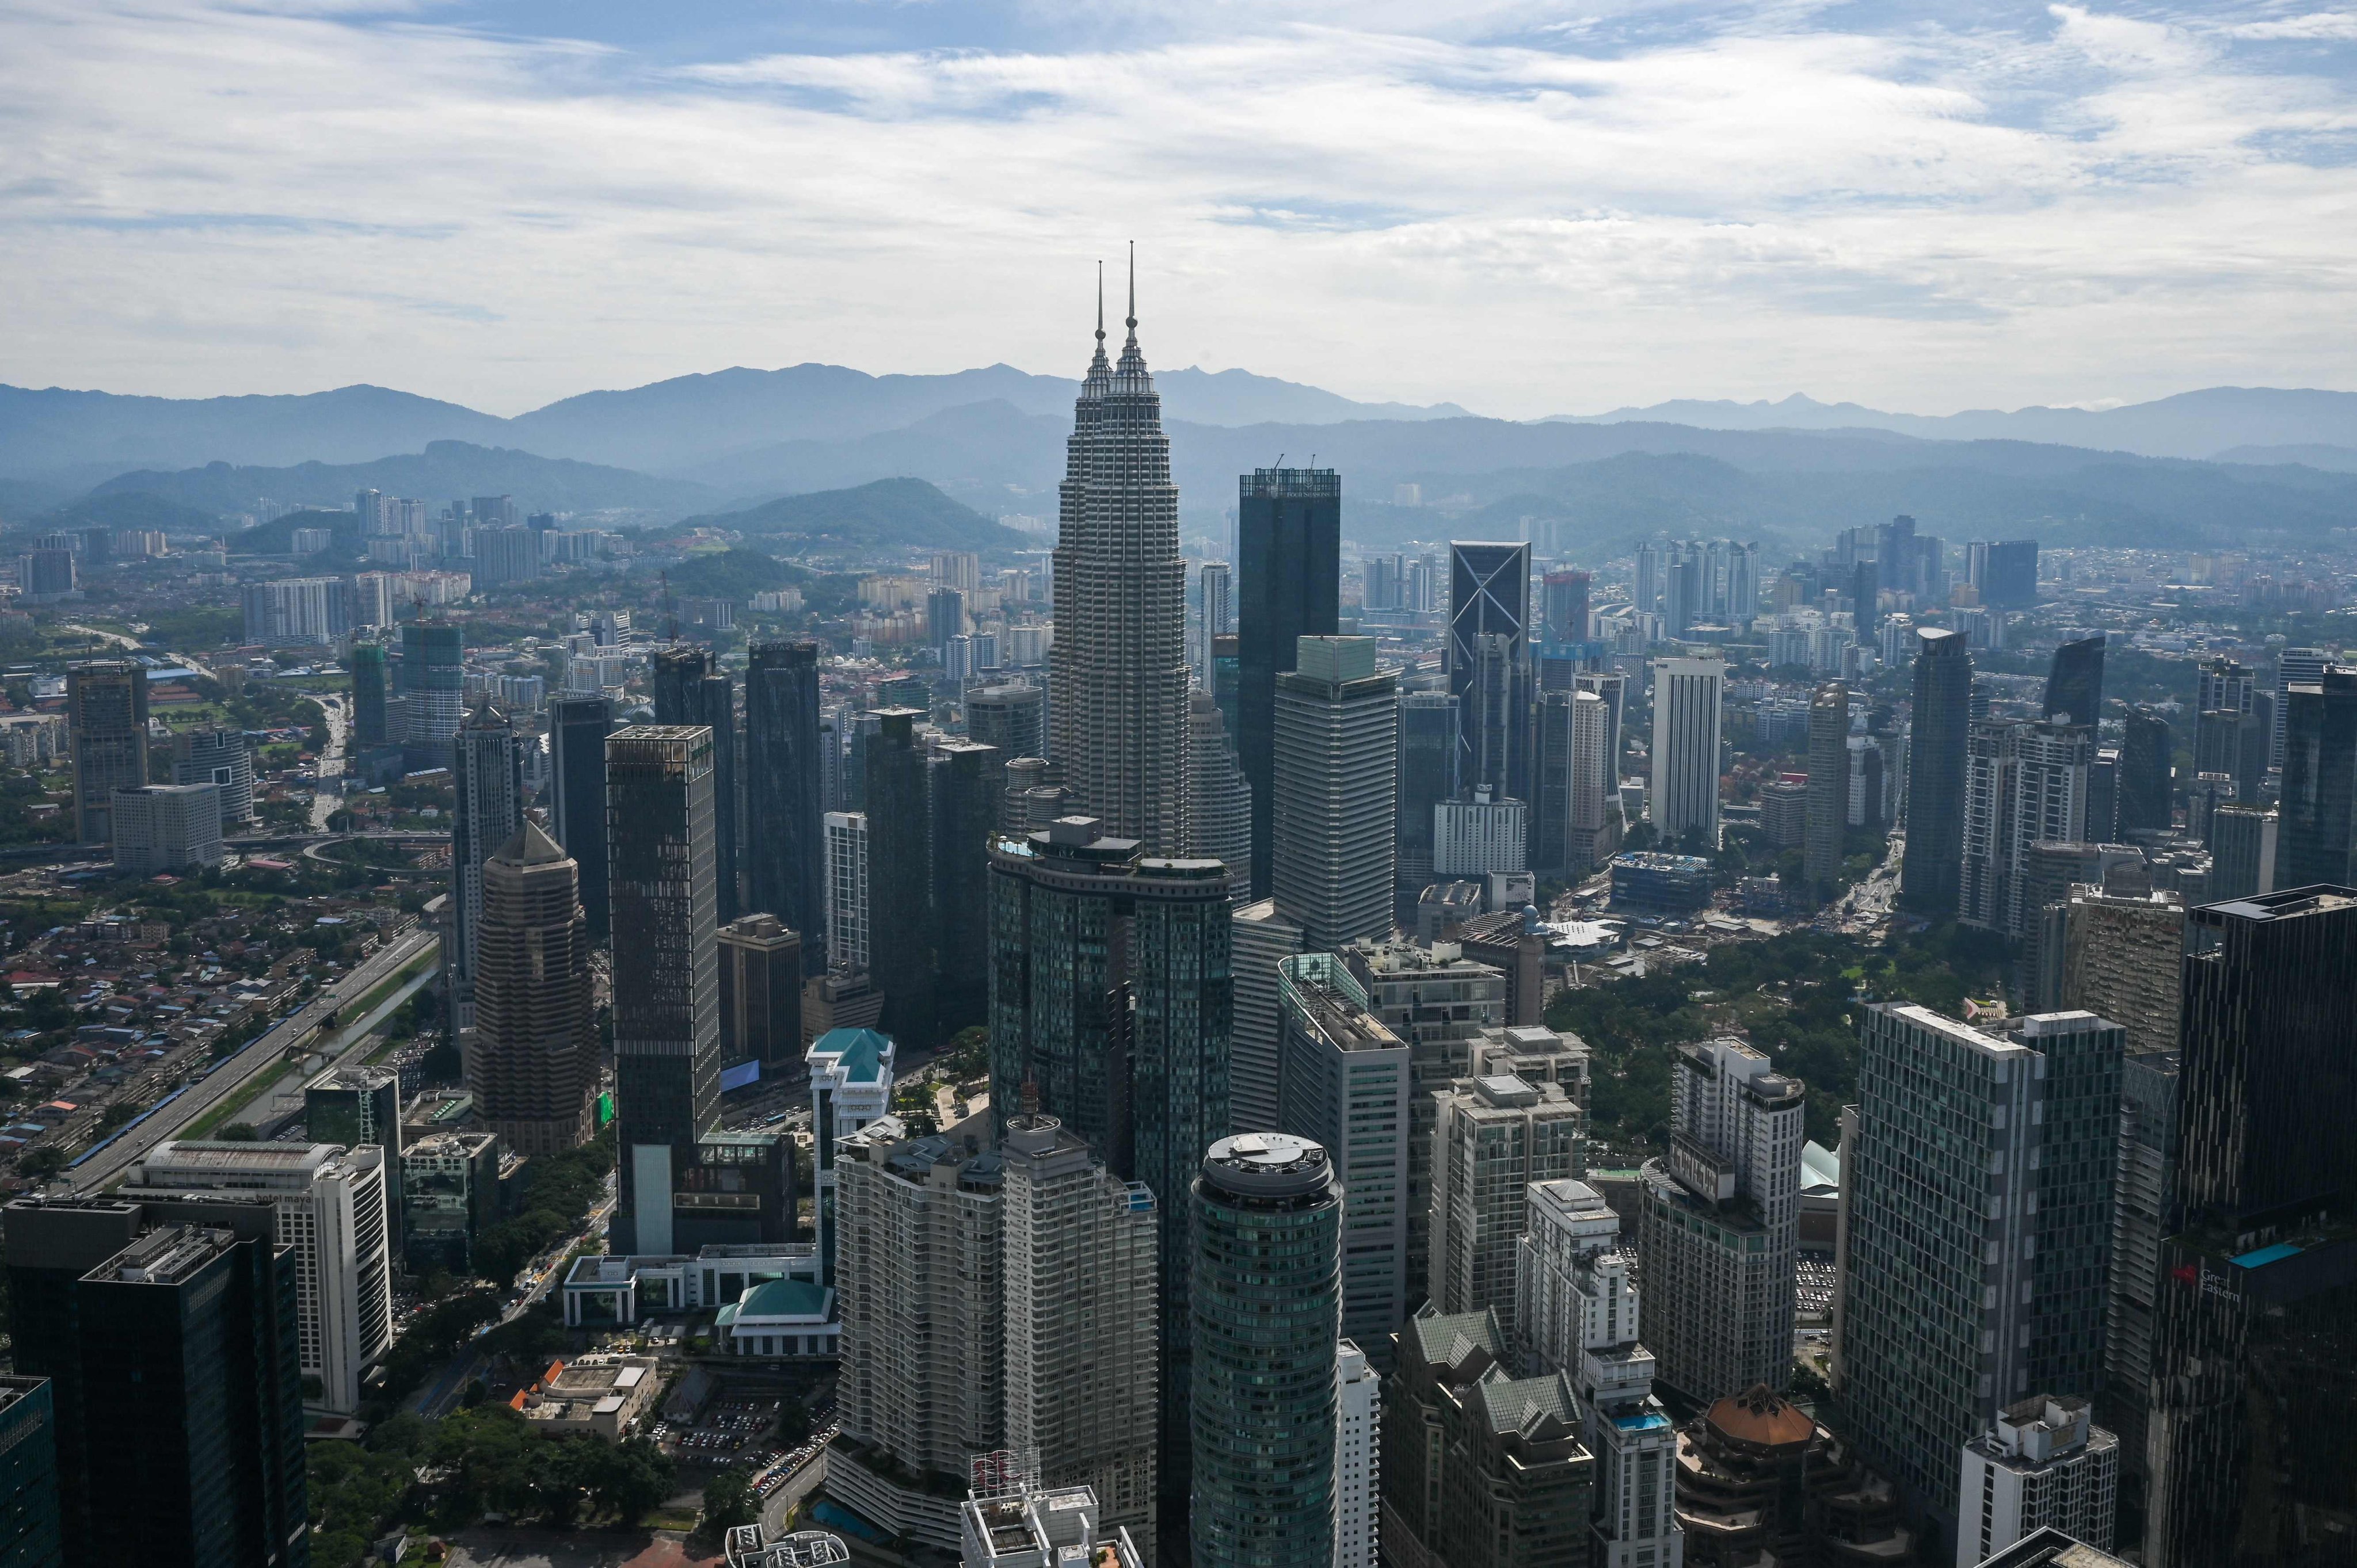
[1048,277,1190,854]
[396,619,464,762]
[350,640,388,747]
[240,576,351,647]
[745,640,826,971]
[2051,889,2183,1054]
[1637,1039,1803,1405]
[1513,1180,1682,1568]
[987,813,1231,1523]
[2,1196,306,1567]
[108,783,223,875]
[606,724,720,1256]
[806,1025,893,1289]
[66,661,146,844]
[2098,1048,2176,1490]
[654,647,742,923]
[1271,636,1397,949]
[823,810,869,970]
[467,824,597,1154]
[1841,1006,2124,1542]
[2042,636,2104,728]
[1190,1132,1342,1568]
[1239,468,1341,896]
[2274,665,2357,889]
[1804,681,1850,904]
[1449,542,1532,802]
[967,682,1046,770]
[1228,898,1304,1134]
[831,1120,1004,1549]
[1956,1396,2119,1568]
[304,1062,405,1254]
[125,1140,395,1416]
[1396,689,1460,891]
[1427,1074,1582,1338]
[1276,953,1413,1348]
[1960,719,2090,937]
[1901,628,1973,916]
[1000,1107,1160,1551]
[1342,937,1508,1302]
[1336,1340,1381,1568]
[717,914,802,1071]
[170,724,254,825]
[546,693,614,937]
[2146,887,2357,1568]
[450,704,523,1035]
[1649,655,1724,849]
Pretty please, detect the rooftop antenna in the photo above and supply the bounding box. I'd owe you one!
[1095,262,1105,349]
[1125,241,1137,338]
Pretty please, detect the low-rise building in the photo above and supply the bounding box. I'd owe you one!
[561,1242,822,1329]
[517,1353,661,1441]
[1955,1396,2118,1568]
[401,1131,499,1275]
[958,1474,1145,1568]
[1674,1384,1917,1566]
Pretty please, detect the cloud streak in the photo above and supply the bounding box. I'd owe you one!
[0,0,2352,417]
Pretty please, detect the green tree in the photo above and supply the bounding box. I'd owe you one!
[699,1467,760,1533]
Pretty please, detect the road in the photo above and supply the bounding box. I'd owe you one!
[51,926,438,1194]
[309,692,349,831]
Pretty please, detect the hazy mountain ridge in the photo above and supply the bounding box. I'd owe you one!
[87,441,717,520]
[682,477,1023,554]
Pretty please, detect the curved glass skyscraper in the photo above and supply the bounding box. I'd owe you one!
[1190,1132,1341,1568]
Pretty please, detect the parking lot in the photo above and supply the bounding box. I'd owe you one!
[650,1397,783,1463]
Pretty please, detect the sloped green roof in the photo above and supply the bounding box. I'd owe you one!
[737,1278,831,1320]
[809,1027,892,1084]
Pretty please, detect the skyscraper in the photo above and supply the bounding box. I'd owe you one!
[1186,689,1253,897]
[1533,690,1578,876]
[1648,654,1725,849]
[396,618,464,764]
[170,724,254,826]
[866,708,936,1047]
[1804,681,1850,904]
[1427,1073,1582,1336]
[2,1196,306,1567]
[929,733,1001,1036]
[1000,1106,1162,1551]
[1271,636,1397,951]
[606,724,719,1256]
[2117,704,2174,835]
[717,913,803,1069]
[1229,898,1305,1135]
[1541,569,1591,645]
[966,681,1046,769]
[987,814,1231,1529]
[349,640,387,748]
[1190,1132,1341,1568]
[745,640,827,971]
[1197,559,1235,688]
[1239,467,1341,896]
[1901,628,1973,916]
[2042,635,2105,728]
[1840,1006,2124,1543]
[1960,719,2092,937]
[65,661,146,844]
[823,810,869,970]
[469,823,598,1154]
[0,1375,60,1568]
[2273,665,2357,890]
[1638,1038,1804,1404]
[1049,264,1190,854]
[546,693,615,937]
[2270,644,2330,770]
[2146,887,2357,1568]
[450,704,523,1035]
[1396,689,1459,892]
[1448,541,1532,801]
[654,647,741,922]
[1275,952,1412,1349]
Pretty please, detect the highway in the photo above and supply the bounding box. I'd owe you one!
[51,926,439,1194]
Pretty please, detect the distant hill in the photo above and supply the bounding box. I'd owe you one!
[2213,443,2357,472]
[661,548,808,601]
[1551,386,2357,461]
[227,509,359,557]
[33,489,228,537]
[0,383,507,480]
[686,478,1023,555]
[90,441,715,520]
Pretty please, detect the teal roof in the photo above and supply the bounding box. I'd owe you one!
[737,1278,831,1320]
[809,1027,892,1084]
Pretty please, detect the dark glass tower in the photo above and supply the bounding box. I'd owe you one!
[987,817,1232,1539]
[2147,888,2357,1568]
[1237,467,1341,898]
[546,694,615,937]
[3,1195,305,1568]
[654,646,741,923]
[2273,666,2357,890]
[1447,541,1532,800]
[2042,634,2105,728]
[866,708,936,1047]
[1541,568,1590,644]
[606,724,719,1256]
[2119,705,2176,835]
[1396,690,1459,893]
[1190,1132,1341,1568]
[348,640,387,748]
[745,640,826,972]
[0,1376,60,1568]
[1899,627,1971,915]
[449,704,522,1034]
[930,735,1000,1036]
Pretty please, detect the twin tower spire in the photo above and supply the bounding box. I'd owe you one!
[1090,242,1144,380]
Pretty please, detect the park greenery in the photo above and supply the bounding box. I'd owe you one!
[471,1129,616,1286]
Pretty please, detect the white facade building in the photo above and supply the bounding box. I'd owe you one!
[823,811,870,970]
[1335,1340,1380,1568]
[1426,1074,1582,1335]
[125,1139,394,1414]
[1228,898,1304,1134]
[109,783,223,875]
[1271,636,1398,951]
[1956,1395,2120,1568]
[1648,655,1725,847]
[1433,790,1528,878]
[959,1477,1145,1568]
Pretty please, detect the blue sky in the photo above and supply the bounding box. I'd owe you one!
[2,0,2353,416]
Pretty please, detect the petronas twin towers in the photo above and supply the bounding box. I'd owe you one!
[1049,253,1194,854]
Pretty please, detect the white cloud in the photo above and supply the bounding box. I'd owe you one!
[0,0,2352,418]
[2226,11,2357,40]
